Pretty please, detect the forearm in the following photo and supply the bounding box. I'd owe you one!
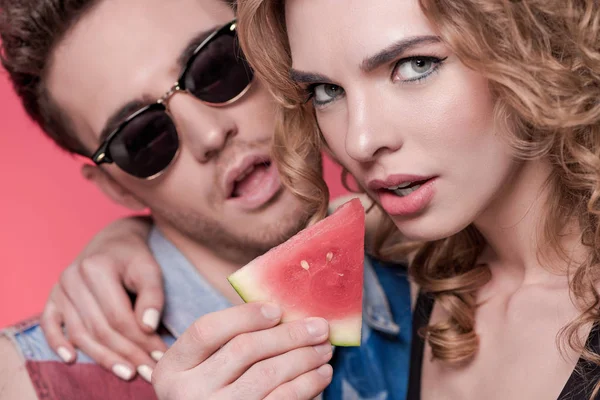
[0,337,38,400]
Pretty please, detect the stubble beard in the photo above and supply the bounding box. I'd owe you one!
[154,195,311,264]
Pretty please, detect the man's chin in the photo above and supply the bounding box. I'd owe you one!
[233,197,311,256]
[152,189,312,264]
[239,198,311,247]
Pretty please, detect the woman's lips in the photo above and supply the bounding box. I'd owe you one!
[376,177,437,216]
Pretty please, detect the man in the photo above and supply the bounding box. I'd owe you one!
[0,0,411,398]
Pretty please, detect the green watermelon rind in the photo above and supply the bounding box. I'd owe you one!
[325,316,362,347]
[228,259,363,347]
[227,263,265,303]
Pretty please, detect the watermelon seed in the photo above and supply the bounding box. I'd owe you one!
[326,252,334,262]
[338,273,344,276]
[301,260,310,270]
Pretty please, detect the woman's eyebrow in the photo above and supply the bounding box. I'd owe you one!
[361,35,441,72]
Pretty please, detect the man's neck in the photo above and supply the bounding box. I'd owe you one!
[154,221,246,306]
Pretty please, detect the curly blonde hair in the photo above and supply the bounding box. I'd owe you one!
[237,0,600,390]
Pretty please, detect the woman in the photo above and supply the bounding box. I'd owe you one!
[235,0,600,398]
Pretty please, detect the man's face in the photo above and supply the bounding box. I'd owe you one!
[47,0,310,263]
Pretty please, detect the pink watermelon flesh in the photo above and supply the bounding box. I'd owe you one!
[228,198,365,346]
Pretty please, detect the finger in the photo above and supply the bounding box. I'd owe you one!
[79,256,168,356]
[202,317,330,388]
[61,293,141,381]
[61,266,159,374]
[39,287,76,364]
[160,302,283,371]
[263,365,334,400]
[121,253,165,333]
[218,343,333,400]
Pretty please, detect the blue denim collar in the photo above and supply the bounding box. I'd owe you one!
[362,256,401,335]
[148,226,399,338]
[148,227,231,337]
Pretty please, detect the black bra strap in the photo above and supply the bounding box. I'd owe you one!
[406,292,435,400]
[558,323,600,399]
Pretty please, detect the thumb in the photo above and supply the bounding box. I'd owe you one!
[124,255,165,333]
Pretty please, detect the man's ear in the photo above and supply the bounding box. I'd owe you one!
[81,164,147,211]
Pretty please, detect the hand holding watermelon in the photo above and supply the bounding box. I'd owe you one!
[152,302,333,399]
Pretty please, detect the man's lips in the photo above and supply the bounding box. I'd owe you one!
[223,154,271,199]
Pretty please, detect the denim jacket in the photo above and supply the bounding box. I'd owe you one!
[2,227,411,399]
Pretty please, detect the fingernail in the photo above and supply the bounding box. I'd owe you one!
[317,364,333,378]
[142,308,160,331]
[151,350,164,362]
[137,365,153,383]
[261,303,282,320]
[112,364,134,381]
[305,318,328,337]
[313,342,332,355]
[57,347,73,363]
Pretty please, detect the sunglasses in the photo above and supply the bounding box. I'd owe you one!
[91,20,253,179]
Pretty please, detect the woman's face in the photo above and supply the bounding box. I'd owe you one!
[286,0,520,240]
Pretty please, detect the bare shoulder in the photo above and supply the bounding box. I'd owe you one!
[0,336,37,400]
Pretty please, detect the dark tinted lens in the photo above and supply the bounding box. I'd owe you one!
[109,109,179,178]
[184,30,253,103]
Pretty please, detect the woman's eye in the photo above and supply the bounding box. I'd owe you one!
[313,84,345,105]
[393,57,441,82]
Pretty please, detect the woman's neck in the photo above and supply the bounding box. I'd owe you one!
[474,158,585,291]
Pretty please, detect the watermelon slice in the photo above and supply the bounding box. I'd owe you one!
[228,198,365,346]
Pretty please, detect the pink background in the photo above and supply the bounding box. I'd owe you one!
[0,71,346,328]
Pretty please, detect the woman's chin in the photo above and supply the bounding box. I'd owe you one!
[391,214,471,243]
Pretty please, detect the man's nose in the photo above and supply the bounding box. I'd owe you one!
[167,94,237,163]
